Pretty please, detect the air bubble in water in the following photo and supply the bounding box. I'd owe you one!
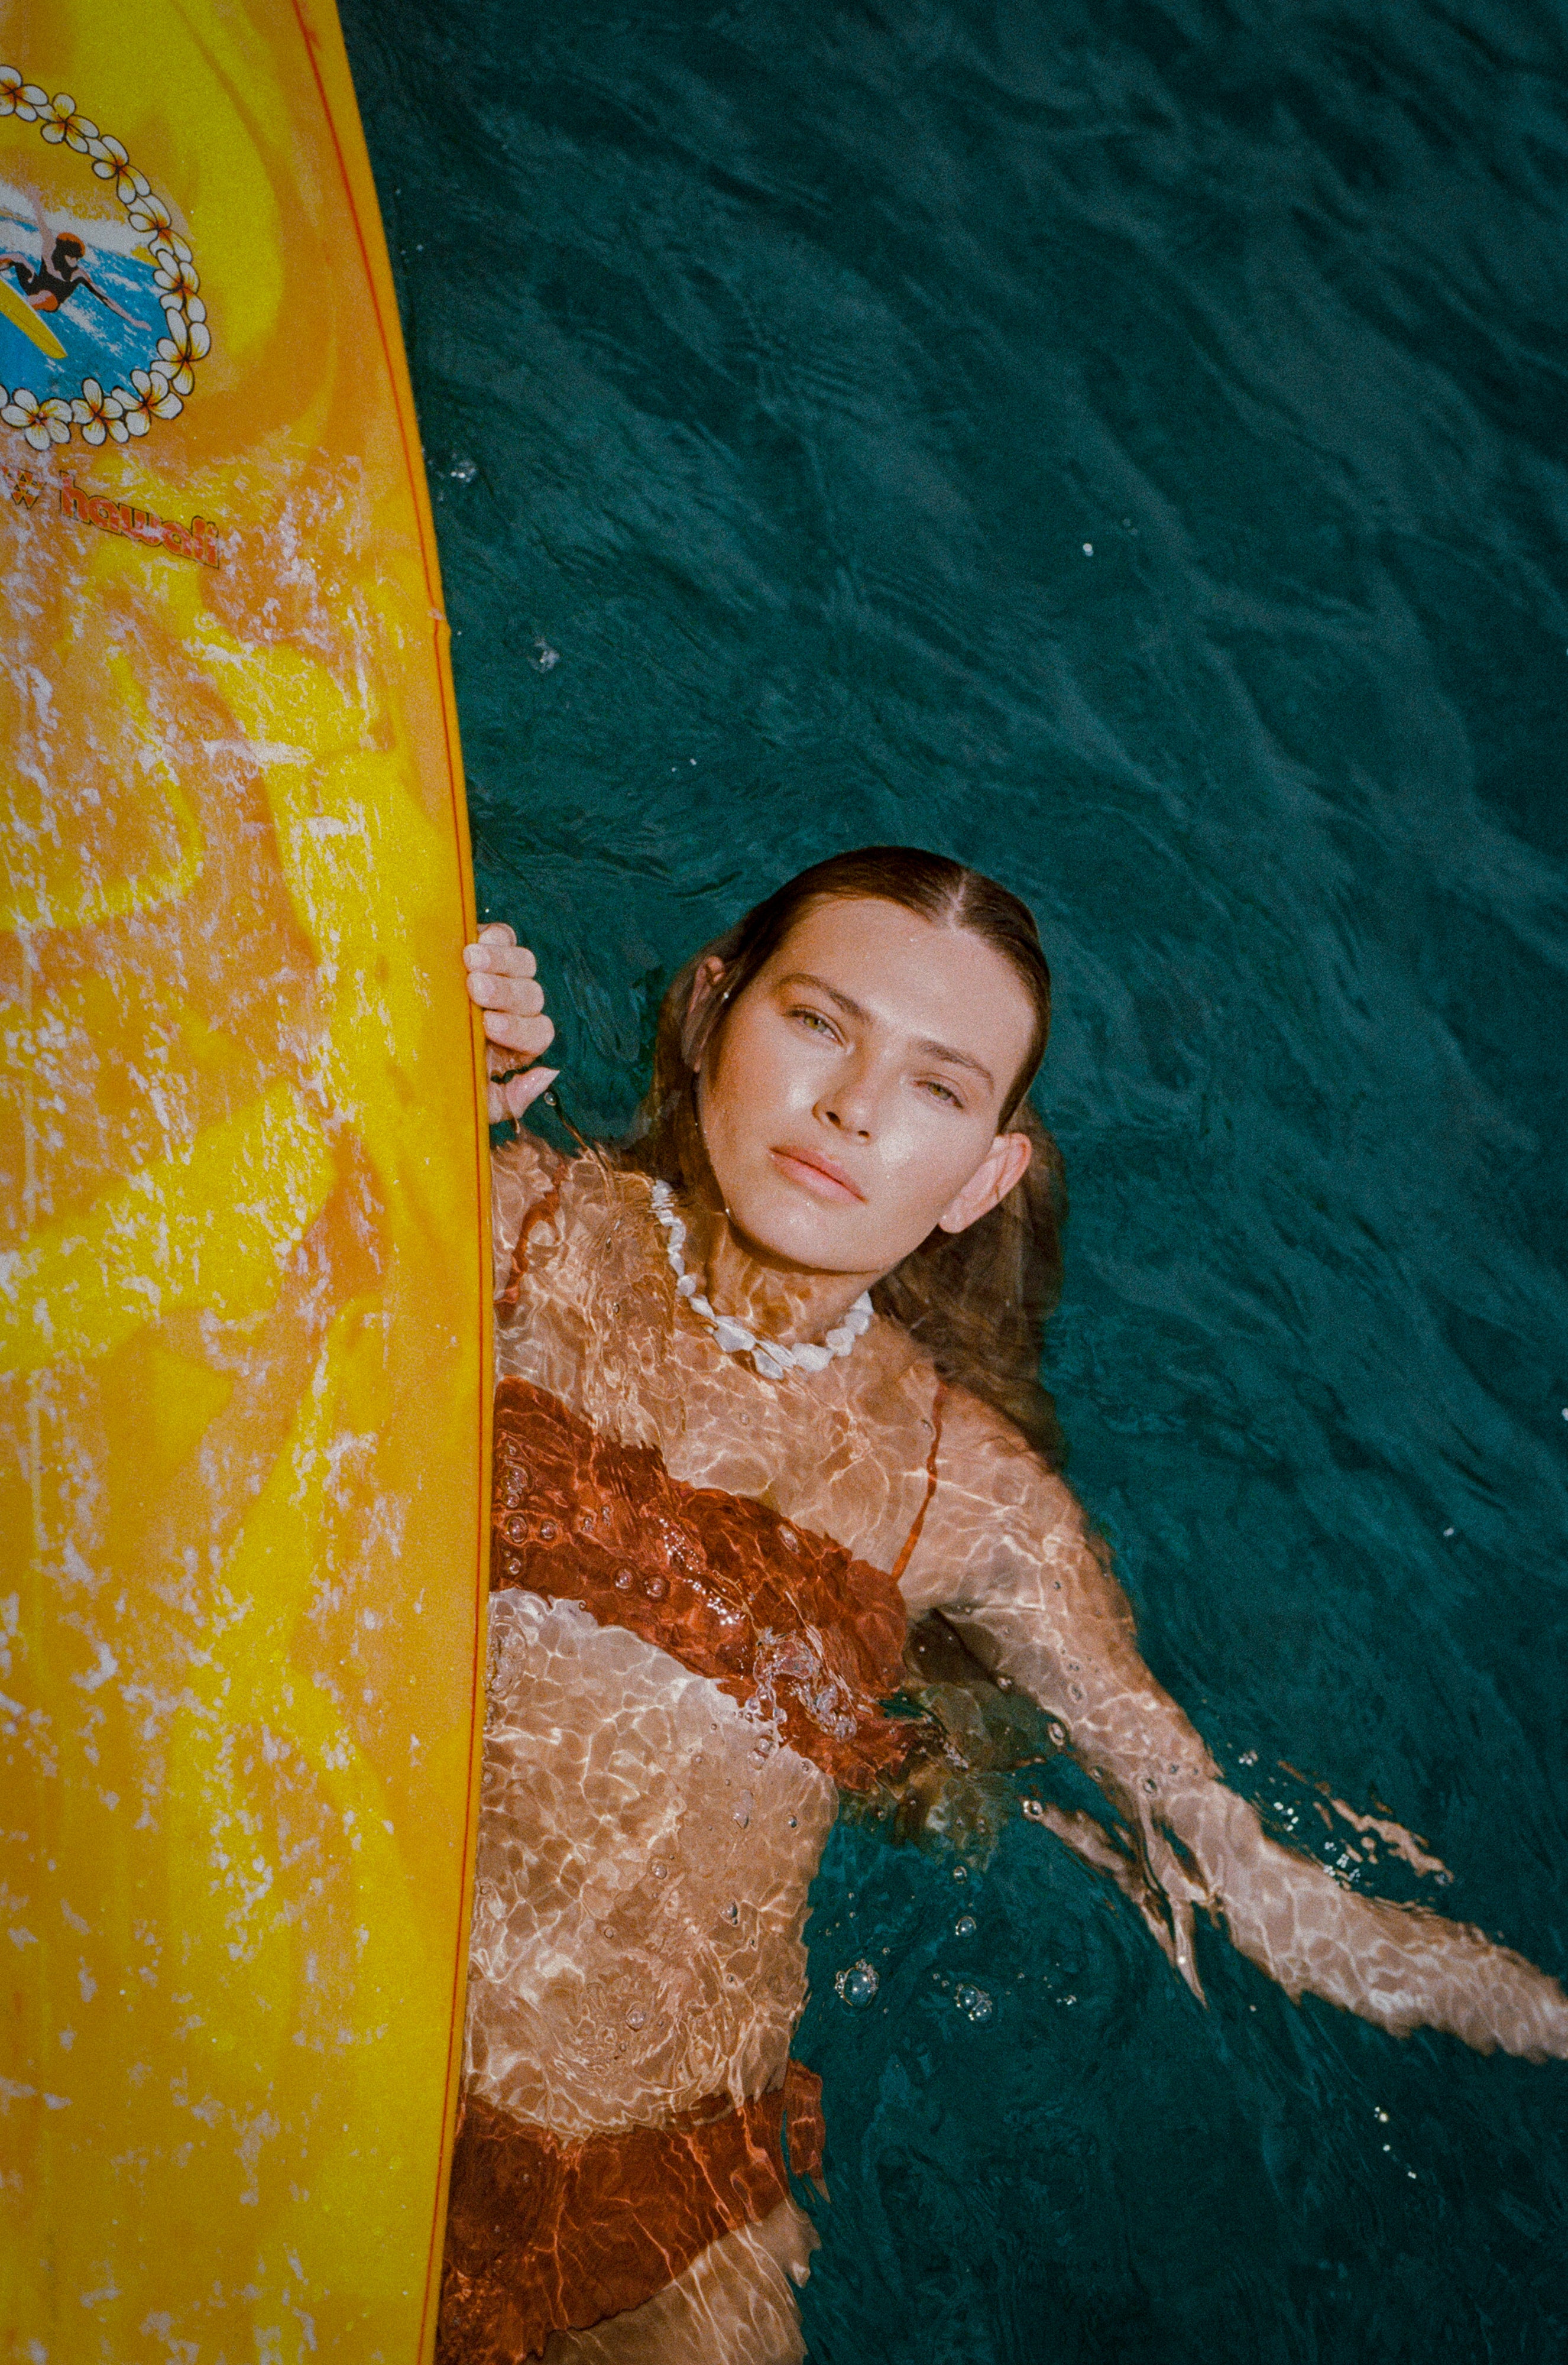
[955,1984,993,2023]
[449,456,477,482]
[835,1959,879,2010]
[954,1913,977,1939]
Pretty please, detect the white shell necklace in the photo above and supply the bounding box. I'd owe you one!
[650,1178,872,1381]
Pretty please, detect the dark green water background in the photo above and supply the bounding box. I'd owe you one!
[341,4,1568,2354]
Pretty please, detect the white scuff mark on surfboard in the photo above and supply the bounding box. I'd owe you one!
[200,738,314,765]
[72,1641,118,1693]
[120,1676,214,1746]
[234,2119,280,2204]
[0,1684,57,1771]
[59,1541,103,1596]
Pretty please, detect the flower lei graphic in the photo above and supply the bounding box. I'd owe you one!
[0,67,211,449]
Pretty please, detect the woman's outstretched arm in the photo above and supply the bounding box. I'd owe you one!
[76,270,150,330]
[911,1389,1568,2062]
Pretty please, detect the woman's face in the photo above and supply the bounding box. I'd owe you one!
[696,896,1038,1278]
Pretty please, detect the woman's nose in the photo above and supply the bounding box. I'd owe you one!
[818,1081,875,1140]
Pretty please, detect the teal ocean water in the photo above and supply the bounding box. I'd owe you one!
[342,5,1568,2355]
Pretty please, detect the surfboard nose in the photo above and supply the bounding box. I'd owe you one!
[0,271,67,358]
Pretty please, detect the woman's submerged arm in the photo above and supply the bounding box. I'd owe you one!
[918,1395,1568,2061]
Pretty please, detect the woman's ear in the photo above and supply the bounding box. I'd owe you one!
[936,1129,1034,1235]
[685,957,728,1068]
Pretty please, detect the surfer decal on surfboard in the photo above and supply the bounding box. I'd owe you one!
[0,64,210,446]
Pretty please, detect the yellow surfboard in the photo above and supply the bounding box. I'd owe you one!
[1,8,490,2361]
[0,273,69,359]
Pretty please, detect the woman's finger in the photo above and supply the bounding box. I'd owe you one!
[486,1062,560,1122]
[464,936,537,978]
[465,970,545,1016]
[503,1065,559,1119]
[483,1010,555,1057]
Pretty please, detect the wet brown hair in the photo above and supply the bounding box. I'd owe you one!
[620,847,1067,1465]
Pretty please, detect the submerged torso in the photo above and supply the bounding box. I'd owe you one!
[466,1145,947,2142]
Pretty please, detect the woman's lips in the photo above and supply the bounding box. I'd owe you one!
[769,1145,866,1203]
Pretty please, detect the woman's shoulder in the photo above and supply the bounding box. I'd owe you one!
[925,1372,1077,1537]
[492,1136,654,1298]
[883,1372,1096,1615]
[491,1132,563,1294]
[839,1326,1034,1513]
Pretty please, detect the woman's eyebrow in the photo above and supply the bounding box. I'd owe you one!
[912,1035,994,1088]
[775,970,869,1021]
[776,972,995,1088]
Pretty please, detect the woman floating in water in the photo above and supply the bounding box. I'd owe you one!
[443,848,1566,2364]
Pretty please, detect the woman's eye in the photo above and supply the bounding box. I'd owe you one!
[919,1079,963,1107]
[791,1007,837,1037]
